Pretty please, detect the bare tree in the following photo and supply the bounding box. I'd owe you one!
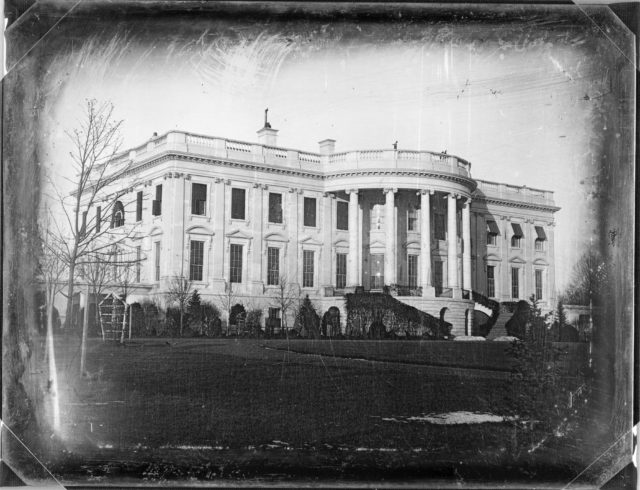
[37,219,67,430]
[270,275,301,335]
[49,99,134,332]
[166,275,193,336]
[564,249,608,306]
[77,251,110,341]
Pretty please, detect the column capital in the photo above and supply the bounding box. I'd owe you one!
[346,188,358,195]
[418,188,432,196]
[383,187,398,194]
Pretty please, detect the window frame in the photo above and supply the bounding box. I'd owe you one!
[407,206,419,232]
[434,212,446,240]
[267,247,280,286]
[136,191,143,222]
[535,269,543,301]
[487,265,495,298]
[268,192,283,224]
[302,250,315,288]
[229,243,243,283]
[191,182,208,216]
[231,188,246,221]
[152,184,163,217]
[135,245,142,283]
[335,252,347,289]
[189,240,205,281]
[303,197,317,228]
[407,254,419,288]
[336,201,349,231]
[154,241,161,282]
[511,267,520,299]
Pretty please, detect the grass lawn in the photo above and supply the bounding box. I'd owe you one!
[41,337,583,484]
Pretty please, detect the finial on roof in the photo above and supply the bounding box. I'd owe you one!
[264,108,271,129]
[393,141,398,150]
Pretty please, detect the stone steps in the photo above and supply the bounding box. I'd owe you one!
[487,309,513,340]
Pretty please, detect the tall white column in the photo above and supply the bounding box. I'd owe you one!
[462,198,472,293]
[447,193,459,291]
[384,188,397,285]
[420,189,434,296]
[347,189,359,287]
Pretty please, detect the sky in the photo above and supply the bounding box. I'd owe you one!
[33,5,629,291]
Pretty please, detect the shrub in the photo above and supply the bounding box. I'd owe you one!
[294,296,320,339]
[321,307,341,337]
[245,309,263,337]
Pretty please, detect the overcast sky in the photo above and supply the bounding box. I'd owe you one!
[36,6,627,290]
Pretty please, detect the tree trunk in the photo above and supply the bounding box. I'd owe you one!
[46,292,61,431]
[180,309,184,336]
[64,259,77,332]
[80,288,89,375]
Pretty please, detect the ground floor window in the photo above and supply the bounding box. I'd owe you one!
[303,250,315,288]
[267,247,279,286]
[407,254,418,288]
[487,265,495,297]
[136,246,141,283]
[154,241,161,281]
[511,267,520,299]
[434,260,443,294]
[535,269,543,301]
[230,244,243,283]
[189,240,204,281]
[336,253,347,289]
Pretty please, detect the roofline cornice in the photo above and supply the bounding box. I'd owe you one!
[473,196,560,213]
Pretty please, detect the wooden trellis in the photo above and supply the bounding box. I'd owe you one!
[99,292,127,342]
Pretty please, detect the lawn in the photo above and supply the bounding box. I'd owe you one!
[40,337,583,484]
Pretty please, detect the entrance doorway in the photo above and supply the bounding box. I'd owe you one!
[370,254,384,290]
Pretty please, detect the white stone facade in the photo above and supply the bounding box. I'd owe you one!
[85,126,559,334]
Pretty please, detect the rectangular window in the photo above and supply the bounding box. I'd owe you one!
[152,185,162,216]
[370,203,385,230]
[487,265,495,297]
[486,220,499,246]
[154,241,161,281]
[336,253,347,289]
[407,207,419,232]
[267,247,280,286]
[96,206,101,233]
[511,267,520,299]
[510,223,523,248]
[303,197,317,227]
[191,183,207,215]
[534,225,547,252]
[303,250,314,288]
[336,201,349,230]
[535,269,543,301]
[231,188,246,220]
[407,254,418,288]
[230,244,243,283]
[189,240,204,281]
[136,191,143,222]
[434,213,446,240]
[136,246,141,283]
[268,193,283,223]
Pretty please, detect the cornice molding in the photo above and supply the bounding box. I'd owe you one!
[472,196,560,213]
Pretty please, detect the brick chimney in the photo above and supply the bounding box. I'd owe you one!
[318,139,336,155]
[257,107,278,146]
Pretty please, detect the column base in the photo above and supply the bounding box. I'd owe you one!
[421,285,436,298]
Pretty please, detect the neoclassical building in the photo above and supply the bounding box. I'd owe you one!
[85,121,559,335]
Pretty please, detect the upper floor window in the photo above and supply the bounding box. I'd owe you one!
[189,240,204,281]
[111,201,125,228]
[152,184,162,216]
[268,193,283,224]
[434,212,446,240]
[534,226,547,252]
[370,203,385,230]
[304,197,317,227]
[486,220,499,246]
[231,188,246,220]
[535,269,543,300]
[510,223,523,248]
[191,183,207,216]
[336,201,349,231]
[136,191,143,222]
[407,206,419,232]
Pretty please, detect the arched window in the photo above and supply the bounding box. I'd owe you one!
[111,201,125,228]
